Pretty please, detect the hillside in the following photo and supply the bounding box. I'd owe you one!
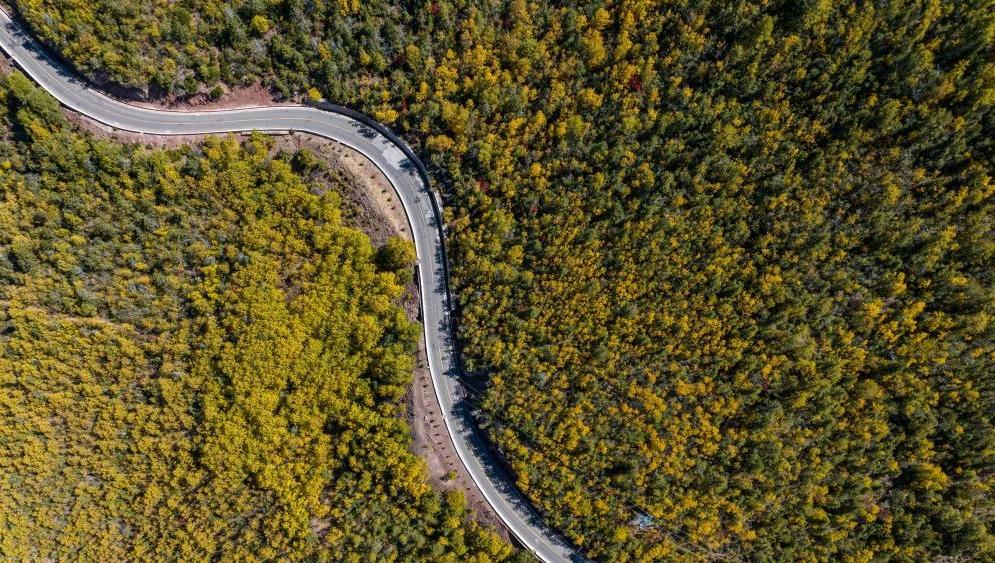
[0,71,511,561]
[7,0,995,560]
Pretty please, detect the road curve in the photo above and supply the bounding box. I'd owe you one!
[0,8,583,563]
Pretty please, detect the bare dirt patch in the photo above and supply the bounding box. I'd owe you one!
[131,81,294,112]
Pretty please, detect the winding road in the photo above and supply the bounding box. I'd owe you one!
[0,7,582,563]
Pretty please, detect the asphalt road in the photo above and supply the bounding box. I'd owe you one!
[0,7,584,563]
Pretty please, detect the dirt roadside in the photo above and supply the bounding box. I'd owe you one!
[129,81,290,112]
[37,85,510,540]
[275,133,511,541]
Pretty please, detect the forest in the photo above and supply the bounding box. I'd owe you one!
[6,0,995,560]
[0,71,512,561]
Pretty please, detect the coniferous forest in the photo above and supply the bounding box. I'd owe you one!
[0,71,512,561]
[5,0,995,560]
